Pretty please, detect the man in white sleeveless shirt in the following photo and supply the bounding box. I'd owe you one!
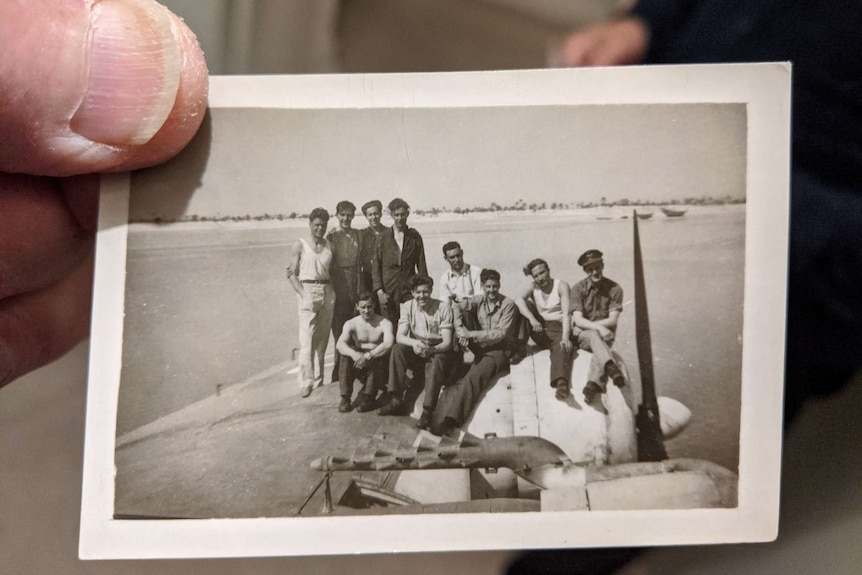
[287,208,336,397]
[515,258,575,400]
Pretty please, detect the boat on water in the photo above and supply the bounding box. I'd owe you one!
[635,212,654,220]
[660,206,688,218]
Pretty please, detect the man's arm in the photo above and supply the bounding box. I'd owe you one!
[416,232,428,276]
[432,303,455,353]
[471,266,484,296]
[369,318,395,358]
[515,286,543,332]
[558,280,573,350]
[574,309,620,332]
[335,319,363,361]
[286,240,307,298]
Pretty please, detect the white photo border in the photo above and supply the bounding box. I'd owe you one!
[81,64,790,559]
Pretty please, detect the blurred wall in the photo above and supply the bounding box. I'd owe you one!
[160,0,632,74]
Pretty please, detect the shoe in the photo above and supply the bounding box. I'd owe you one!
[554,381,571,400]
[582,382,602,405]
[300,386,312,398]
[338,397,353,413]
[378,398,403,416]
[416,409,432,430]
[354,394,376,413]
[509,352,525,366]
[605,361,626,388]
[431,417,458,437]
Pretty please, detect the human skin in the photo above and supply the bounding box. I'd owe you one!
[0,0,208,388]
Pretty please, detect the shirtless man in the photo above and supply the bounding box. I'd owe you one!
[335,292,394,413]
[514,258,574,400]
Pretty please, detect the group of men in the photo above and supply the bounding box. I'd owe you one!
[287,198,627,436]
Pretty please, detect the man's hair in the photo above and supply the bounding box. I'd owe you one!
[410,274,434,291]
[361,200,382,214]
[388,197,410,212]
[442,241,461,256]
[480,269,501,284]
[356,291,376,305]
[336,200,356,214]
[523,258,548,276]
[309,207,330,222]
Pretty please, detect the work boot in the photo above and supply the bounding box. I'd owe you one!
[416,409,433,430]
[300,385,312,398]
[378,397,404,416]
[582,381,602,405]
[605,361,626,388]
[554,380,571,400]
[338,396,353,413]
[353,394,376,413]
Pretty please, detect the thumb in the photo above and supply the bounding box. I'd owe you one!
[0,0,208,177]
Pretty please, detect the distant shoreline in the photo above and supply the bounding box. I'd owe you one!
[129,204,746,232]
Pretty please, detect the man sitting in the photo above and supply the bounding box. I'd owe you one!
[514,258,574,400]
[433,269,519,436]
[378,275,456,430]
[335,291,394,413]
[571,249,626,405]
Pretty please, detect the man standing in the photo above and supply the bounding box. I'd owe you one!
[287,208,335,398]
[327,200,363,383]
[358,199,388,295]
[514,258,574,400]
[372,198,428,324]
[571,249,626,404]
[378,275,455,430]
[433,269,519,436]
[335,292,394,413]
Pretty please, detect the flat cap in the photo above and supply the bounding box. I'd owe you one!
[577,249,604,267]
[361,200,383,214]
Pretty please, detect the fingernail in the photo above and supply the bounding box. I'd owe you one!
[71,0,181,146]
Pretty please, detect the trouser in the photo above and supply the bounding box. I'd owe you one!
[388,343,456,412]
[297,283,335,391]
[435,348,509,426]
[331,266,360,380]
[339,353,388,399]
[530,320,574,388]
[576,329,617,391]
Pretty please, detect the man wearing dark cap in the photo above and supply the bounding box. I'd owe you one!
[327,200,364,382]
[359,200,388,297]
[572,249,626,404]
[372,198,428,324]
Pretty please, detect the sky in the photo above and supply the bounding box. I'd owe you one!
[130,103,746,220]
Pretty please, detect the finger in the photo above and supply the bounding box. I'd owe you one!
[0,0,208,177]
[0,252,94,389]
[0,173,94,299]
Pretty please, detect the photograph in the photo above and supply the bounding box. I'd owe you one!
[81,65,789,558]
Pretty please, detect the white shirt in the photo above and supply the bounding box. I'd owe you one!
[437,263,484,301]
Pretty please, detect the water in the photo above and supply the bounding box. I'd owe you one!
[118,206,744,471]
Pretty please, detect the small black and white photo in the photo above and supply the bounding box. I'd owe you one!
[81,65,789,558]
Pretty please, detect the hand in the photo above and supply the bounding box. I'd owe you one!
[0,0,208,388]
[530,319,543,333]
[597,325,614,341]
[458,337,470,349]
[377,290,390,306]
[455,325,470,339]
[354,353,369,370]
[549,17,649,68]
[560,339,573,354]
[412,341,430,357]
